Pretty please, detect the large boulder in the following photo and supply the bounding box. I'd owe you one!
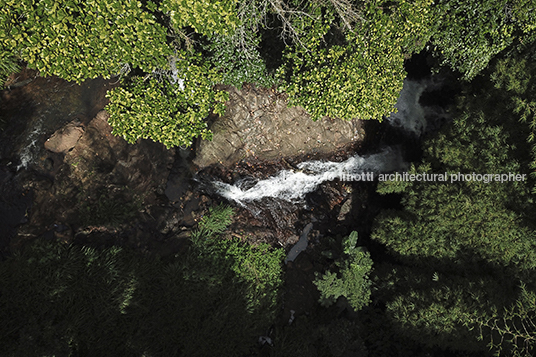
[44,121,84,153]
[193,86,364,168]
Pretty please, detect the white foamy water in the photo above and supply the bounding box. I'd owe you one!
[212,148,406,204]
[17,119,45,170]
[386,79,427,135]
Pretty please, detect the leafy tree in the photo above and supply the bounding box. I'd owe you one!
[0,49,18,87]
[277,0,435,121]
[161,0,240,37]
[0,0,172,82]
[0,0,440,147]
[6,0,533,149]
[430,0,536,79]
[105,53,228,148]
[314,231,373,311]
[201,31,276,89]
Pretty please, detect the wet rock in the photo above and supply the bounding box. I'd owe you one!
[1,74,195,256]
[53,223,73,243]
[20,109,175,241]
[44,121,84,153]
[285,223,313,264]
[199,194,211,205]
[337,198,352,221]
[165,172,189,203]
[183,196,201,216]
[286,235,299,245]
[44,157,54,171]
[147,205,181,235]
[62,110,174,201]
[194,86,363,168]
[181,213,196,227]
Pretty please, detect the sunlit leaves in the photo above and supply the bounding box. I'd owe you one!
[0,0,172,82]
[162,0,240,36]
[105,53,229,148]
[277,0,434,122]
[314,232,373,311]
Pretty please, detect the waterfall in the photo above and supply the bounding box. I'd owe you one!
[17,118,45,170]
[386,79,428,135]
[212,148,406,204]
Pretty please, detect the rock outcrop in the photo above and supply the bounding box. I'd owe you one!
[17,109,176,243]
[193,86,364,168]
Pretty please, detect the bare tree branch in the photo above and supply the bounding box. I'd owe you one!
[325,0,365,31]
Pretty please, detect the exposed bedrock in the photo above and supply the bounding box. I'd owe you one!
[193,85,365,169]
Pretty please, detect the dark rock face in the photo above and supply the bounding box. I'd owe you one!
[17,109,176,242]
[193,86,364,168]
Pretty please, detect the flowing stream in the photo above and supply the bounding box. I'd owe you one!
[213,147,406,205]
[208,77,445,261]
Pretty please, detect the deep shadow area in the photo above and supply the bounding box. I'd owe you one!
[0,238,278,357]
[259,14,286,74]
[404,49,433,80]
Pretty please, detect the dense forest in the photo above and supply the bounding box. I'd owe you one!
[1,0,536,356]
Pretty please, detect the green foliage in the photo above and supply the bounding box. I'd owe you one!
[162,0,240,36]
[0,240,140,356]
[196,203,234,236]
[4,0,532,150]
[383,270,536,356]
[471,283,536,357]
[314,231,373,311]
[277,0,434,121]
[0,0,172,82]
[372,64,536,354]
[105,55,228,148]
[375,94,535,269]
[430,0,536,79]
[190,205,285,312]
[0,45,17,129]
[0,49,18,87]
[379,263,504,352]
[202,32,275,89]
[489,43,536,191]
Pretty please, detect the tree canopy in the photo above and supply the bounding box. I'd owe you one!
[371,45,536,356]
[3,0,533,147]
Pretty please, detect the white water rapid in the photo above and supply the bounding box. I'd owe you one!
[17,118,45,170]
[212,148,406,205]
